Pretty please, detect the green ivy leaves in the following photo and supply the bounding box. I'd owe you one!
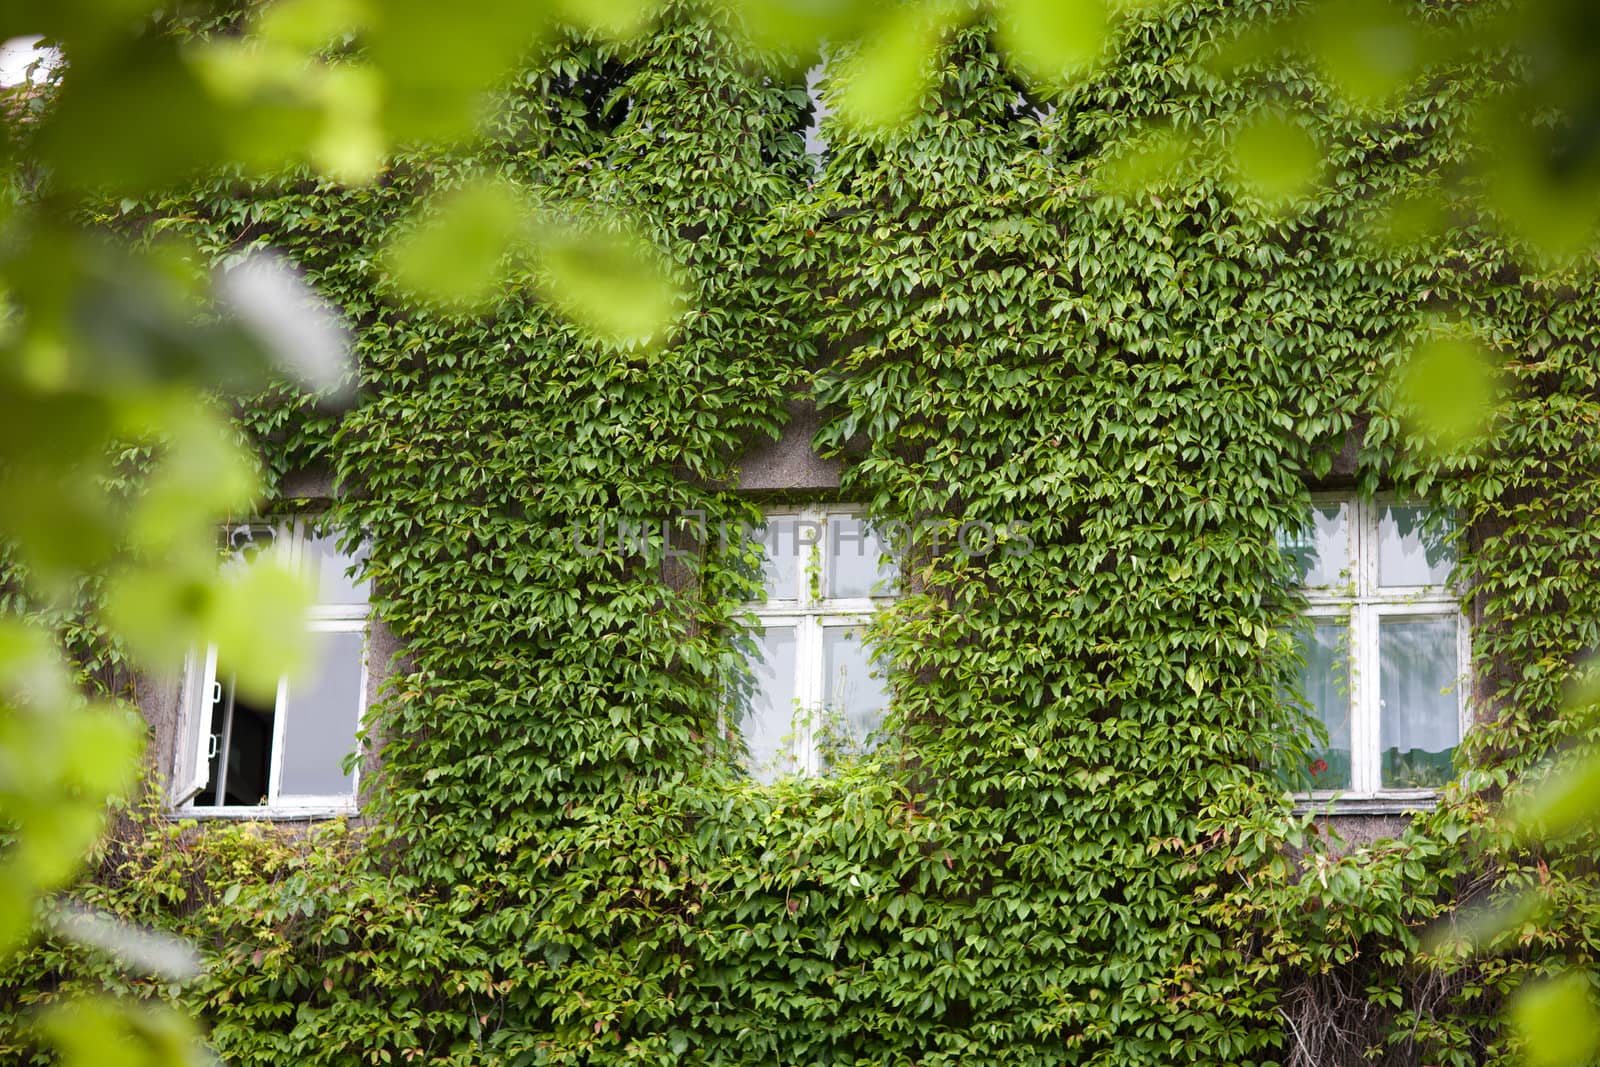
[384,177,684,347]
[6,3,1600,1067]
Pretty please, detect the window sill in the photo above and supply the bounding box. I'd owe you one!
[168,803,358,822]
[1291,793,1438,816]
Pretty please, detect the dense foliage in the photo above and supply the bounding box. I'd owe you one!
[5,1,1600,1064]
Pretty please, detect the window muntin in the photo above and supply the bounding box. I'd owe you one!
[1281,495,1468,800]
[174,520,369,816]
[737,506,897,782]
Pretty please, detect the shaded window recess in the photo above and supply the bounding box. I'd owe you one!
[548,57,638,135]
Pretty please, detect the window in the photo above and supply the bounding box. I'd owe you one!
[0,36,61,89]
[802,62,830,170]
[736,506,898,782]
[1279,495,1470,802]
[172,520,370,816]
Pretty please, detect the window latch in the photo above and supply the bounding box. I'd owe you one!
[207,733,219,761]
[211,681,223,705]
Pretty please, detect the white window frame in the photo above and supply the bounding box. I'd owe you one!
[739,505,898,778]
[1291,492,1472,809]
[171,519,369,819]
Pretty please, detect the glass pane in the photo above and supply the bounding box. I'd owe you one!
[1278,503,1348,589]
[278,630,365,797]
[1379,616,1460,789]
[1378,504,1454,587]
[740,626,800,782]
[756,517,803,602]
[804,62,830,163]
[1287,619,1352,790]
[303,530,370,605]
[826,516,898,599]
[820,625,890,767]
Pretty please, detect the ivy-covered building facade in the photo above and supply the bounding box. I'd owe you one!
[8,3,1600,1065]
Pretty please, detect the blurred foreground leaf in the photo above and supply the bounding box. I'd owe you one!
[216,252,353,398]
[105,544,311,706]
[44,903,203,981]
[362,0,559,143]
[36,997,211,1067]
[0,621,142,954]
[556,0,660,39]
[207,550,313,703]
[1099,126,1197,196]
[1512,971,1600,1067]
[996,0,1107,89]
[1423,888,1549,959]
[1228,111,1322,209]
[385,178,529,311]
[736,0,871,52]
[1396,331,1503,452]
[1476,91,1600,264]
[33,36,227,194]
[534,221,684,349]
[1303,0,1428,105]
[254,0,366,50]
[122,403,263,561]
[1200,20,1287,79]
[385,182,684,345]
[1365,189,1452,249]
[1505,745,1600,844]
[834,3,955,132]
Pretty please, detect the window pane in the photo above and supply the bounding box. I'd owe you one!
[1278,502,1348,589]
[279,630,365,797]
[740,626,800,782]
[756,517,802,602]
[1288,619,1352,790]
[1378,505,1454,587]
[303,531,370,605]
[804,62,829,163]
[1379,616,1460,789]
[827,516,897,598]
[820,625,889,767]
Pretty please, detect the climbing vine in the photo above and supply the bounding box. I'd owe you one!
[3,1,1599,1065]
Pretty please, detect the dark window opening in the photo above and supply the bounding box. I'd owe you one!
[194,674,275,808]
[548,57,638,137]
[1003,76,1056,150]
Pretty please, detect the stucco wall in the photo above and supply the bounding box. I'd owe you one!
[735,400,840,492]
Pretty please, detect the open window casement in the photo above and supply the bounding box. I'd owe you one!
[172,645,218,806]
[170,519,370,817]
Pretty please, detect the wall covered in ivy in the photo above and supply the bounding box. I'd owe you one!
[4,1,1600,1064]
